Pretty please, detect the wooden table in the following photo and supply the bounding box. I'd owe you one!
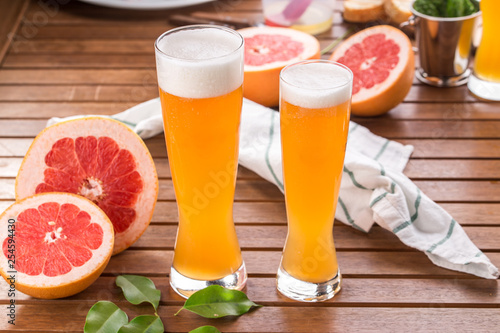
[1,0,499,331]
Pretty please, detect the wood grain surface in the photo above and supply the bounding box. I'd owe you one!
[0,0,499,332]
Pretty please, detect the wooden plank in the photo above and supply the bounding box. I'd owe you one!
[3,54,156,68]
[0,0,29,64]
[3,177,500,202]
[400,139,500,159]
[10,39,153,54]
[4,118,500,140]
[5,157,500,180]
[2,99,499,123]
[2,276,499,307]
[0,200,498,227]
[0,69,156,84]
[11,21,351,41]
[382,102,500,120]
[11,33,343,55]
[356,120,500,139]
[3,304,500,332]
[0,102,138,119]
[403,160,500,179]
[103,250,500,278]
[129,224,500,251]
[4,136,500,161]
[0,85,158,102]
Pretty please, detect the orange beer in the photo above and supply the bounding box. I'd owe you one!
[473,0,500,81]
[278,60,352,301]
[159,87,243,280]
[155,26,246,297]
[468,0,500,100]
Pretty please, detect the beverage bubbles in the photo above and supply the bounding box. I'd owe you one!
[155,26,244,99]
[280,61,353,109]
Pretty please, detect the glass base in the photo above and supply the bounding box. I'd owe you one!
[276,264,341,302]
[170,263,247,299]
[467,74,500,101]
[416,68,470,87]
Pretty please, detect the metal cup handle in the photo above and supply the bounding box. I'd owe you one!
[399,15,416,31]
[400,16,418,53]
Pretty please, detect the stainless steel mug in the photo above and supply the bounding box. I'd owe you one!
[401,5,481,87]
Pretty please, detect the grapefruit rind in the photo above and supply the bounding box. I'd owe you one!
[330,25,414,116]
[238,27,321,107]
[0,192,114,299]
[15,117,158,255]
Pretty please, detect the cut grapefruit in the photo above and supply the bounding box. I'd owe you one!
[15,117,158,255]
[238,26,320,107]
[330,25,414,116]
[0,192,114,299]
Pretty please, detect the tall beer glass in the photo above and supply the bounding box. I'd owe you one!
[277,60,352,302]
[155,25,247,298]
[467,0,500,101]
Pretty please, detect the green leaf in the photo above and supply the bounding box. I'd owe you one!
[84,301,128,333]
[175,285,261,319]
[189,326,222,333]
[117,315,164,333]
[116,275,161,311]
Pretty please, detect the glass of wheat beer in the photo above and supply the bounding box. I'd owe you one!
[155,25,246,298]
[277,60,352,302]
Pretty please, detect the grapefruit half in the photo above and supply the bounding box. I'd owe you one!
[0,192,114,299]
[330,25,414,116]
[238,26,320,107]
[15,117,158,255]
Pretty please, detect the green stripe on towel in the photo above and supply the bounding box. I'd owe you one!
[338,197,364,232]
[392,189,422,233]
[374,139,390,161]
[344,166,368,190]
[427,219,457,253]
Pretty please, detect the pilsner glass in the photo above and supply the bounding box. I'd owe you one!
[277,60,352,302]
[467,0,500,101]
[155,25,247,298]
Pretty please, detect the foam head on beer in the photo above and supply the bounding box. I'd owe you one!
[155,26,244,99]
[280,62,353,109]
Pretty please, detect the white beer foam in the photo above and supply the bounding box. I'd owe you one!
[156,28,243,99]
[280,62,352,109]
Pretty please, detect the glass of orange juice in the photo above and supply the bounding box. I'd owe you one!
[277,60,352,302]
[154,25,247,298]
[467,0,500,101]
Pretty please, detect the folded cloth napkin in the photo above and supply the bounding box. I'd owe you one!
[48,98,499,279]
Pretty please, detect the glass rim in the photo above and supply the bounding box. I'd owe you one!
[154,24,244,62]
[280,59,353,91]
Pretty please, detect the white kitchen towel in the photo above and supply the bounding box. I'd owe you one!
[48,98,499,279]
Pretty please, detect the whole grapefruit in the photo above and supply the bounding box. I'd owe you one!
[15,117,158,255]
[238,26,320,107]
[0,193,114,299]
[330,25,414,116]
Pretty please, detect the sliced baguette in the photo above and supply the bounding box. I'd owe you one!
[385,0,412,25]
[343,0,386,23]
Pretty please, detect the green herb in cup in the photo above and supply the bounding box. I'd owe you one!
[413,0,479,18]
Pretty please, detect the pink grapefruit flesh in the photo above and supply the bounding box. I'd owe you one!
[330,25,414,116]
[15,117,158,255]
[0,193,114,299]
[238,27,321,107]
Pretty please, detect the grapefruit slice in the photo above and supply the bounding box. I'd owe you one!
[15,117,158,255]
[0,192,114,299]
[238,26,320,107]
[330,25,414,116]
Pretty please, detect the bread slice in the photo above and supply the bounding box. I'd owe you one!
[385,0,412,25]
[343,0,386,23]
